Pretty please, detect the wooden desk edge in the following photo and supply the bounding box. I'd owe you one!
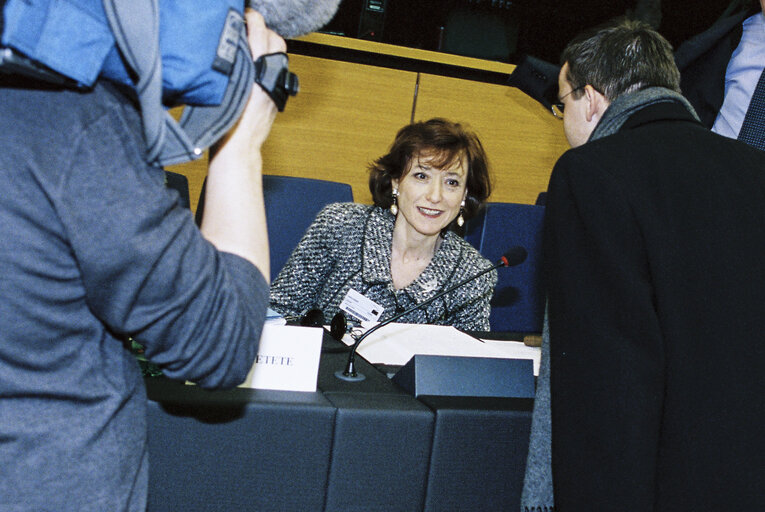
[292,32,517,76]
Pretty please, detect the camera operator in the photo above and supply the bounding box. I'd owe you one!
[0,9,282,511]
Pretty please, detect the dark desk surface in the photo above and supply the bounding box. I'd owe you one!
[145,331,533,512]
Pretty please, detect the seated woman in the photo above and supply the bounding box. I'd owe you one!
[269,118,496,331]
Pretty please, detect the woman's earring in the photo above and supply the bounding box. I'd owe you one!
[390,188,399,215]
[457,199,466,227]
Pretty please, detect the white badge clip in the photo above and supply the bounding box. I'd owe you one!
[339,288,384,323]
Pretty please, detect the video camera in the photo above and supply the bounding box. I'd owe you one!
[0,0,339,165]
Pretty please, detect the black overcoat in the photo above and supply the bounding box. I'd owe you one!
[545,101,765,510]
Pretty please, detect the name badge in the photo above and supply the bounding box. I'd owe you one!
[339,288,384,323]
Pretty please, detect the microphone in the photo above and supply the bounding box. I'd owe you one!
[300,308,326,327]
[247,0,343,38]
[335,246,528,381]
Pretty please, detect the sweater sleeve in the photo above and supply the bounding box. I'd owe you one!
[54,110,268,389]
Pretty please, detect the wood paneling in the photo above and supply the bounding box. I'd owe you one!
[167,54,417,211]
[413,73,569,205]
[294,32,516,75]
[260,55,417,205]
[166,34,570,213]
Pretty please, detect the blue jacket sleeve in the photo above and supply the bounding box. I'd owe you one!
[55,110,268,389]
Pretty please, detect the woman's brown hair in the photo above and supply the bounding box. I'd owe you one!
[368,118,492,232]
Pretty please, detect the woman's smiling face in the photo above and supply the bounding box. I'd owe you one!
[392,151,468,238]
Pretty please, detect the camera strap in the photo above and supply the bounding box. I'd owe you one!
[102,0,255,166]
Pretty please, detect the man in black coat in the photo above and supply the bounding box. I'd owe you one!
[545,19,765,511]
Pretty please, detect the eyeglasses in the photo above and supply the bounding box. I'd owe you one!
[551,86,585,119]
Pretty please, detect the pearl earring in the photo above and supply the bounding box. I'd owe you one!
[456,199,466,227]
[390,188,399,215]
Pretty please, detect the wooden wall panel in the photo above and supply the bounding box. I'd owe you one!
[260,54,417,205]
[167,54,418,212]
[166,38,571,213]
[413,73,570,205]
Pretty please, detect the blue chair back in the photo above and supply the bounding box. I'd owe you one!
[465,202,545,333]
[195,175,353,281]
[262,175,353,280]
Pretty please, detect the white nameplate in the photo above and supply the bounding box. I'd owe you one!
[238,324,323,392]
[339,288,384,322]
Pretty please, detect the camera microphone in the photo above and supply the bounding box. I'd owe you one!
[246,0,343,38]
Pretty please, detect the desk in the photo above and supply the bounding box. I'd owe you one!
[145,334,533,511]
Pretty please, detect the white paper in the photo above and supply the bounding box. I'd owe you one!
[239,324,323,392]
[342,323,541,376]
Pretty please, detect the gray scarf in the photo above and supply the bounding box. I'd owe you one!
[589,86,700,142]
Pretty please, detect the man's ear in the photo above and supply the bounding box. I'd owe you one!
[583,85,609,123]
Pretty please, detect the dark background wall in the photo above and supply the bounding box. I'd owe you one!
[319,0,740,64]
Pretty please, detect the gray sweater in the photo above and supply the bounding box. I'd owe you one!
[0,80,268,511]
[270,203,497,331]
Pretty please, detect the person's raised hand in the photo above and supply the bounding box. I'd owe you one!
[212,9,287,157]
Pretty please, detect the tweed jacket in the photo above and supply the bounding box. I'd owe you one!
[270,203,497,331]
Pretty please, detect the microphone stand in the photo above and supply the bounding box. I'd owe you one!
[334,252,520,382]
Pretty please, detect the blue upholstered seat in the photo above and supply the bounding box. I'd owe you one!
[261,175,353,281]
[465,202,545,333]
[195,175,353,281]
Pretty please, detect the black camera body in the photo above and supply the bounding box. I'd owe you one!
[253,52,299,112]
